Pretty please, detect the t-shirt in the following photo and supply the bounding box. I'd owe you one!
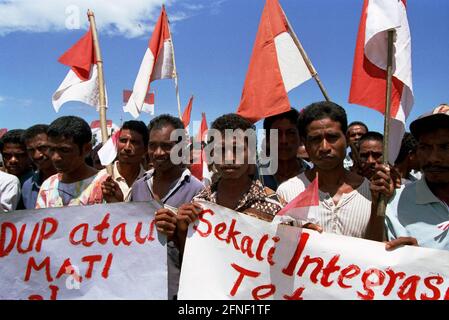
[35,171,108,208]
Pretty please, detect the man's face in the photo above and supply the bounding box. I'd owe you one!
[148,125,178,172]
[2,143,31,177]
[359,139,383,179]
[117,129,146,165]
[346,125,367,146]
[270,118,300,161]
[48,136,89,174]
[213,134,249,180]
[25,133,53,172]
[417,128,449,184]
[305,118,346,170]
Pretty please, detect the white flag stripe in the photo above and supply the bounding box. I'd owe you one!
[52,65,101,112]
[274,32,312,92]
[98,135,117,166]
[124,48,155,119]
[150,40,175,81]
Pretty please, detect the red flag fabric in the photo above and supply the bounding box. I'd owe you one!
[58,28,96,81]
[52,26,104,112]
[349,0,413,163]
[190,113,208,181]
[236,0,311,123]
[182,96,194,129]
[276,175,319,219]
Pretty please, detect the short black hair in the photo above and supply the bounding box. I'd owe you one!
[359,131,384,146]
[347,121,368,133]
[23,124,49,143]
[122,120,149,148]
[148,114,185,143]
[297,101,348,138]
[395,132,418,165]
[263,108,299,135]
[0,129,26,153]
[148,114,185,133]
[47,116,92,152]
[211,113,255,132]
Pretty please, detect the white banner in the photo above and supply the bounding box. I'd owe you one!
[0,202,167,300]
[179,201,449,300]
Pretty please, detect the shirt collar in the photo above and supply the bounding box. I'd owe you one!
[113,161,145,182]
[415,178,442,205]
[145,167,192,202]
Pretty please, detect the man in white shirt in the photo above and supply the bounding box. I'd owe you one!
[0,170,21,212]
[101,120,148,202]
[277,101,372,239]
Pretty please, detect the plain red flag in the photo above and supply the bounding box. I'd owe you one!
[182,96,194,128]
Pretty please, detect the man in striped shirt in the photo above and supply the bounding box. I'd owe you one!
[277,101,372,239]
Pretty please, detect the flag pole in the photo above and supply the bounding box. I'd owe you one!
[376,30,395,238]
[165,11,182,120]
[87,9,112,175]
[280,8,331,102]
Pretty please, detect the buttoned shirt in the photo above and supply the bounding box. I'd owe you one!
[277,172,372,238]
[22,170,42,209]
[131,168,204,299]
[386,177,449,250]
[100,161,146,202]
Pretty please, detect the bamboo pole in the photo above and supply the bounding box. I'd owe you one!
[376,30,395,241]
[87,9,112,175]
[165,8,182,119]
[280,7,331,102]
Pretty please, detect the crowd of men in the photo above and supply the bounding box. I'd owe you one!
[0,101,448,299]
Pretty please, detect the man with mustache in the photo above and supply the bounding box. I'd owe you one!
[130,114,204,300]
[369,105,449,250]
[277,101,372,239]
[100,120,148,202]
[22,124,57,209]
[344,121,368,170]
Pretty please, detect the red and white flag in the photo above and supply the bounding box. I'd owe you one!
[349,0,413,163]
[123,90,155,115]
[182,96,194,129]
[124,6,175,119]
[190,112,208,182]
[276,175,319,221]
[52,26,104,112]
[97,129,121,166]
[236,0,312,123]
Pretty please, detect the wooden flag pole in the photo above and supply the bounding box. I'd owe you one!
[88,9,112,175]
[376,30,395,239]
[280,8,331,102]
[166,14,182,120]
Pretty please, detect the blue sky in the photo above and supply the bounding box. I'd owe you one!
[0,0,448,136]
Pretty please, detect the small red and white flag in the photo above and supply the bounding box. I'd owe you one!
[182,95,194,129]
[236,0,312,123]
[349,0,413,163]
[52,26,105,112]
[274,175,319,223]
[190,112,208,182]
[97,129,121,166]
[123,90,154,115]
[124,5,175,119]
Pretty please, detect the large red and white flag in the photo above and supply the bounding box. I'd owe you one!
[123,89,155,115]
[124,6,175,119]
[276,175,319,221]
[52,27,104,112]
[236,0,312,123]
[349,0,413,163]
[182,96,194,129]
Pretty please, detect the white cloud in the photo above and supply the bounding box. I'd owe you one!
[0,0,181,38]
[0,96,4,103]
